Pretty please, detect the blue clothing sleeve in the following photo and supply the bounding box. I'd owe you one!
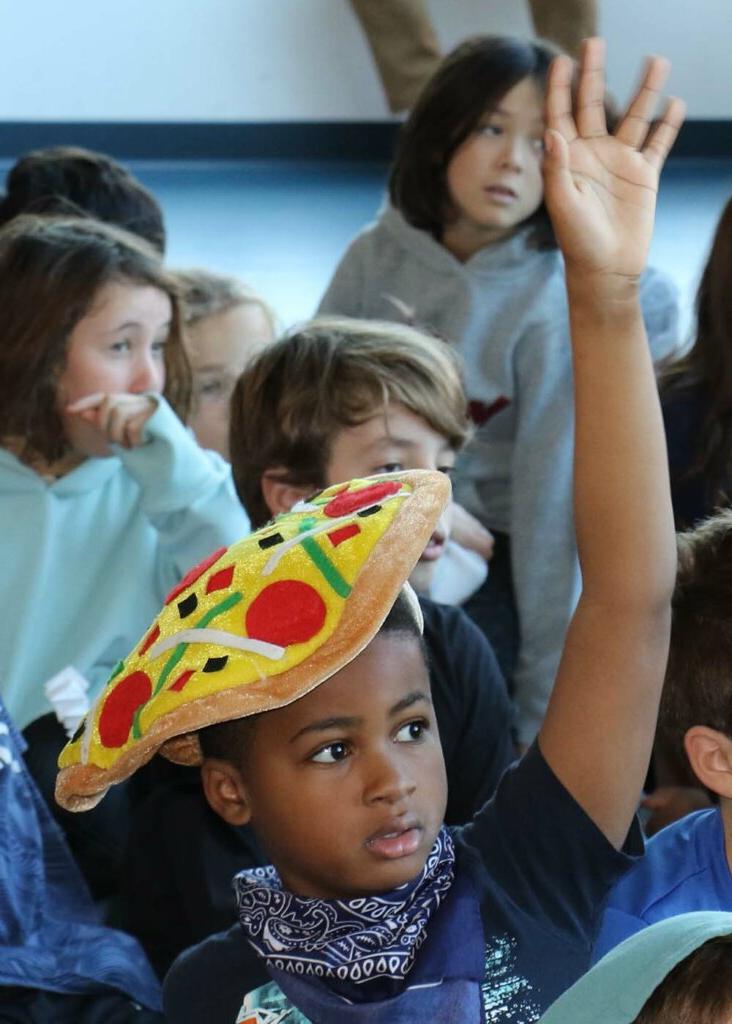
[593,907,647,963]
[0,698,161,1008]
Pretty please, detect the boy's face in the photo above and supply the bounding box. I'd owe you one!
[232,632,447,899]
[326,404,455,593]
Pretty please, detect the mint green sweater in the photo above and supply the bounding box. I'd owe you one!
[0,398,249,730]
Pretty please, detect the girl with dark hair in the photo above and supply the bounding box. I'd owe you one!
[0,216,249,893]
[319,35,679,747]
[660,195,732,529]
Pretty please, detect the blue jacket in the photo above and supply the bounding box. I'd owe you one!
[0,698,161,1006]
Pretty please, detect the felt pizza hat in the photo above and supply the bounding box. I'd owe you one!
[56,470,450,811]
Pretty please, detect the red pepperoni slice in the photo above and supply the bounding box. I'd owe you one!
[328,524,361,547]
[170,669,195,693]
[206,564,235,594]
[164,547,227,605]
[246,580,326,647]
[98,671,152,748]
[323,480,402,518]
[138,624,160,657]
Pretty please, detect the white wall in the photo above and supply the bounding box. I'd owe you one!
[0,0,728,122]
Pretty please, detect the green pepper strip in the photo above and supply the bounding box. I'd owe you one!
[131,591,244,739]
[297,517,352,598]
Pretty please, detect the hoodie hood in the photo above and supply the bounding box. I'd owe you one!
[379,202,553,279]
[539,911,732,1024]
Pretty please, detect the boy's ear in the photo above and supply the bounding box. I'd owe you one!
[261,469,312,517]
[201,758,253,826]
[684,726,732,799]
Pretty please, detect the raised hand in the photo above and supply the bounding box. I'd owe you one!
[543,38,685,280]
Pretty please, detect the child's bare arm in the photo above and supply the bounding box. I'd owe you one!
[537,40,685,848]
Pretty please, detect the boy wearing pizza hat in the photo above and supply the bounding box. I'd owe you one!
[117,318,517,976]
[56,41,683,1023]
[227,315,518,818]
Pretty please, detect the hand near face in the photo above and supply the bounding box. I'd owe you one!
[449,502,494,561]
[65,392,158,455]
[543,38,685,281]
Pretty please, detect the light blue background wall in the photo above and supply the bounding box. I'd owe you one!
[0,0,728,122]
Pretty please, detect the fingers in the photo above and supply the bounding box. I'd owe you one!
[615,56,671,150]
[575,37,607,139]
[66,392,105,414]
[547,37,683,172]
[546,37,607,141]
[642,95,686,171]
[545,53,577,142]
[542,127,573,196]
[66,394,156,449]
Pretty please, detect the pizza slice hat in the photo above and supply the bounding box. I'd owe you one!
[56,470,450,811]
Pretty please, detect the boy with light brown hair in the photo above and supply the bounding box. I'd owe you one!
[229,314,515,820]
[595,509,732,960]
[119,316,514,978]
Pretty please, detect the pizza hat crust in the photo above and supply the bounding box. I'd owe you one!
[56,470,450,812]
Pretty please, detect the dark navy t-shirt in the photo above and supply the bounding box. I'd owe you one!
[124,597,514,977]
[164,746,640,1023]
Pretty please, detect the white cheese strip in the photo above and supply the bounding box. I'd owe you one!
[148,628,285,662]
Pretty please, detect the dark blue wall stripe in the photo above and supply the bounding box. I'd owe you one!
[0,120,729,161]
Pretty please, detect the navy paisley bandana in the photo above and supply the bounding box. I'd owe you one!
[234,827,455,989]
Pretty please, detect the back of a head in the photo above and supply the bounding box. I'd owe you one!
[538,913,732,1024]
[633,935,732,1023]
[0,146,166,253]
[0,214,188,462]
[175,267,274,330]
[659,510,732,778]
[228,316,470,528]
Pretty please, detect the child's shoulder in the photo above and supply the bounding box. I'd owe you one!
[457,745,640,894]
[594,808,725,962]
[612,807,724,912]
[164,923,269,1024]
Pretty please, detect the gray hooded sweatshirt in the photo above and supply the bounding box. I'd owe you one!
[318,204,679,743]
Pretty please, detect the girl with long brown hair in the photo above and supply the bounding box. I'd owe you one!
[0,215,248,892]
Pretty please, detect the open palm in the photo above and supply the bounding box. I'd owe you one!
[543,40,685,279]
